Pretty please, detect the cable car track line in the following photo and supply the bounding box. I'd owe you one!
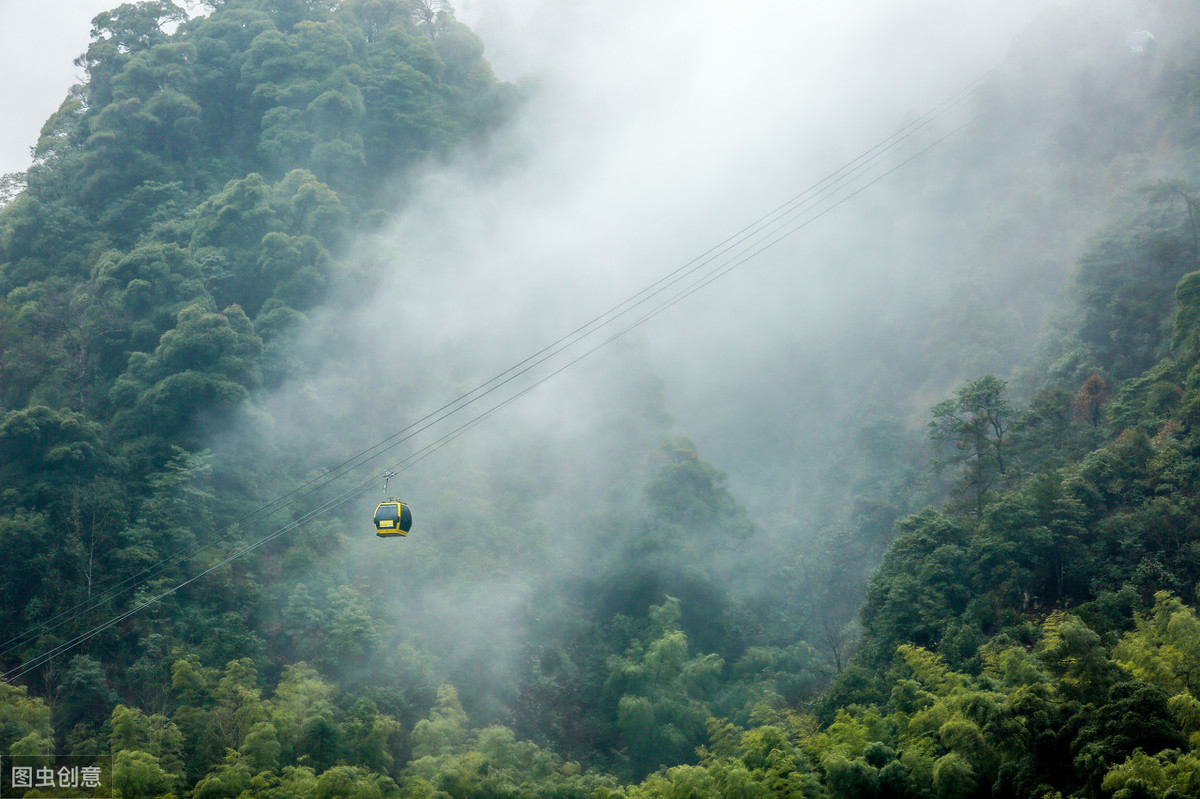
[3,73,986,683]
[1,86,971,660]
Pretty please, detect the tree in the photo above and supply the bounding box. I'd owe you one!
[604,597,724,778]
[312,765,398,799]
[57,655,117,739]
[410,0,451,37]
[1016,385,1079,468]
[0,405,105,508]
[409,685,468,759]
[242,721,282,772]
[77,1,189,109]
[112,749,178,799]
[929,375,1013,515]
[110,303,263,442]
[343,698,399,773]
[641,437,754,552]
[0,683,53,756]
[269,663,340,766]
[1113,591,1200,694]
[1144,180,1200,267]
[1073,372,1110,430]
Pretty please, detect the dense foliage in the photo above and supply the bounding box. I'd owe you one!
[6,0,1200,797]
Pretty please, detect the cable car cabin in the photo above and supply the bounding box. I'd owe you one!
[1127,30,1157,60]
[374,500,412,537]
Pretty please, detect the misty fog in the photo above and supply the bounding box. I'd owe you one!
[198,0,1174,720]
[7,0,1200,788]
[280,0,1053,495]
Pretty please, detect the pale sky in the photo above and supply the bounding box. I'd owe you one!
[0,0,1052,178]
[0,0,118,177]
[0,0,500,178]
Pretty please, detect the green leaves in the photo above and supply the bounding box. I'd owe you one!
[108,705,184,796]
[110,303,262,440]
[112,749,179,799]
[188,170,343,317]
[0,0,526,793]
[1114,592,1200,695]
[929,374,1013,515]
[280,584,380,671]
[402,684,614,798]
[640,437,754,553]
[0,683,53,756]
[604,598,725,777]
[409,685,468,759]
[0,406,106,513]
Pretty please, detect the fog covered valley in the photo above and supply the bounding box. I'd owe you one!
[2,0,1200,796]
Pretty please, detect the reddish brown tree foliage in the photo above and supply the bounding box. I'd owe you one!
[1073,373,1110,428]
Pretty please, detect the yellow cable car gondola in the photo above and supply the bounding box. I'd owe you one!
[373,499,412,537]
[373,471,412,537]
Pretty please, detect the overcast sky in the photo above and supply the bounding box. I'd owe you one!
[1,0,1056,177]
[0,0,116,177]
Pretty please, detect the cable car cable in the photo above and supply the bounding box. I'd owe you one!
[3,374,547,683]
[2,71,989,683]
[3,111,973,684]
[3,83,981,678]
[0,75,978,661]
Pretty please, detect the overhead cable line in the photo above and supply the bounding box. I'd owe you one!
[2,74,980,661]
[2,71,988,684]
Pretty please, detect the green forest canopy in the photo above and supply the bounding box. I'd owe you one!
[3,1,1200,797]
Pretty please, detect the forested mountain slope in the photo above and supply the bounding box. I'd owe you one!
[0,0,519,794]
[4,1,1200,798]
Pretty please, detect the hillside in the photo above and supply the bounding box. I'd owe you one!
[4,1,1200,798]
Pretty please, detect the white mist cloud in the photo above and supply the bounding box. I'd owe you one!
[224,0,1160,715]
[306,0,1061,478]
